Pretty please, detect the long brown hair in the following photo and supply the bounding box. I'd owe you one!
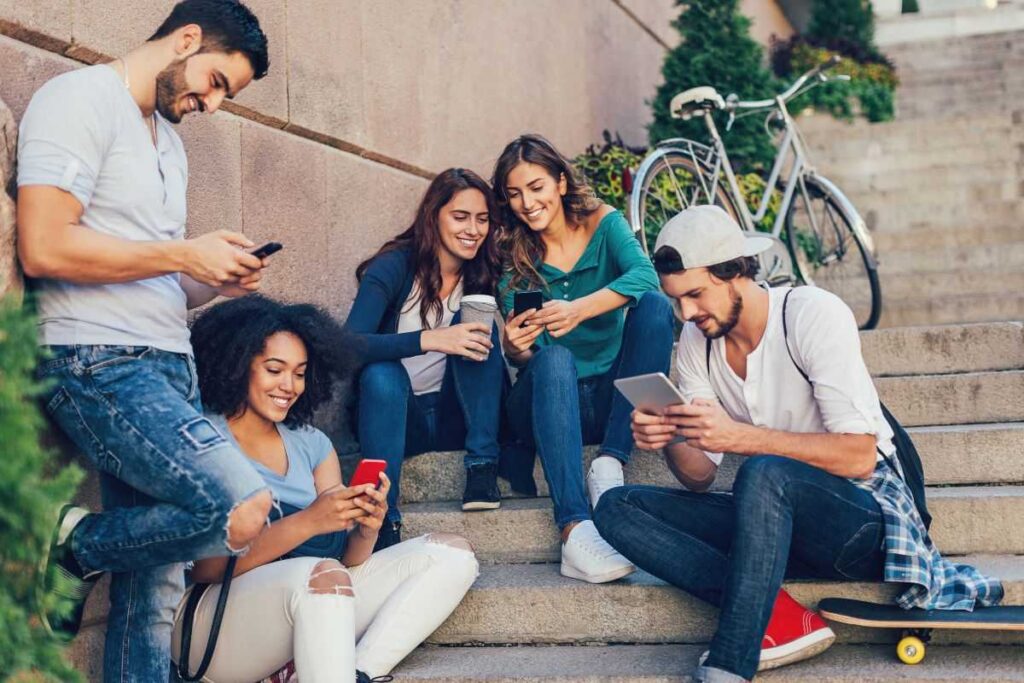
[491,134,601,293]
[356,168,500,327]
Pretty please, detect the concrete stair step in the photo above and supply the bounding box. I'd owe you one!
[427,556,1023,646]
[402,487,1024,563]
[858,322,1024,377]
[878,294,1024,328]
[878,243,1024,274]
[859,200,1022,232]
[873,224,1024,252]
[399,422,1024,505]
[396,643,1024,681]
[877,268,1024,300]
[872,370,1024,426]
[799,111,1022,148]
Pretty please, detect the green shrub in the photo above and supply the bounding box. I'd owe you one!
[648,0,781,173]
[807,0,881,60]
[902,0,920,12]
[573,131,646,214]
[0,297,83,682]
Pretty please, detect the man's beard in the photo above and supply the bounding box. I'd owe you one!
[699,283,743,340]
[154,59,191,123]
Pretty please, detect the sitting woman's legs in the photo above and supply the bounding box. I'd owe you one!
[171,557,356,683]
[349,534,479,677]
[441,319,504,467]
[506,344,590,529]
[358,361,414,524]
[599,291,675,462]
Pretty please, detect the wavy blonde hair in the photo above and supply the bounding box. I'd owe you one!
[491,134,601,294]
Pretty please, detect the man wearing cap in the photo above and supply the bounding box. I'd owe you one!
[593,206,1002,682]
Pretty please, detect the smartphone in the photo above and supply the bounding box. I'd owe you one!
[251,241,283,259]
[349,458,388,488]
[513,290,543,326]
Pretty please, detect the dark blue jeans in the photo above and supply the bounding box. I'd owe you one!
[37,345,268,683]
[594,455,887,681]
[505,291,674,529]
[357,320,504,523]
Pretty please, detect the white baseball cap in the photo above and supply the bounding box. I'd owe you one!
[653,205,772,270]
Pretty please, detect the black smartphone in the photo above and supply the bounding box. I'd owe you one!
[513,290,543,326]
[251,241,283,259]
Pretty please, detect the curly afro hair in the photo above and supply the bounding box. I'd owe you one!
[190,295,354,428]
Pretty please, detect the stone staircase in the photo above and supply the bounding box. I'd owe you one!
[799,9,1024,328]
[67,322,1024,680]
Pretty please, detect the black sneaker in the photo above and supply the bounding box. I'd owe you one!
[462,463,501,511]
[37,505,99,641]
[373,519,402,552]
[356,671,393,683]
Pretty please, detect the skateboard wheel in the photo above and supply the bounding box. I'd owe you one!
[897,636,926,665]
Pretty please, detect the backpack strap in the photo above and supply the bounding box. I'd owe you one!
[781,288,810,385]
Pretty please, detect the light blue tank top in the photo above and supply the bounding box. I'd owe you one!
[207,414,334,509]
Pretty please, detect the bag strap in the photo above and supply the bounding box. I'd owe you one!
[177,555,238,682]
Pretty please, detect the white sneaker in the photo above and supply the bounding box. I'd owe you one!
[586,455,624,508]
[560,520,635,583]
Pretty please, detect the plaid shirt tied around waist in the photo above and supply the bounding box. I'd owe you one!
[854,459,1004,611]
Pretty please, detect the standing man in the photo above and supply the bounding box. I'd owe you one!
[17,1,275,679]
[594,206,1003,682]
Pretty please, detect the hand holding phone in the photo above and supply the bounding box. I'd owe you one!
[513,290,543,327]
[250,241,283,259]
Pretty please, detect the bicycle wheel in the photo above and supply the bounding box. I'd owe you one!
[630,148,741,255]
[785,176,882,330]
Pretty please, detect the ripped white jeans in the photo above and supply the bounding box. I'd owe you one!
[171,533,479,682]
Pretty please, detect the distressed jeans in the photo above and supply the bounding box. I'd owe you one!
[38,345,268,682]
[594,455,886,681]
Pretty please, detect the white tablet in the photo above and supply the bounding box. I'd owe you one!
[613,372,686,414]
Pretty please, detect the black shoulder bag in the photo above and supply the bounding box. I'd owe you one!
[703,287,933,530]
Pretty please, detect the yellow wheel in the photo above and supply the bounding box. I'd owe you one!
[897,636,926,665]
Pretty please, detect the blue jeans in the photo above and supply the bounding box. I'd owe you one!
[357,319,504,523]
[37,345,268,683]
[505,291,674,529]
[594,455,886,681]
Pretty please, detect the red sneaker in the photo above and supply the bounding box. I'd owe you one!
[759,590,835,671]
[699,590,835,673]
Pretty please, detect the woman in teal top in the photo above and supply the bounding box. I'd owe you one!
[493,134,675,585]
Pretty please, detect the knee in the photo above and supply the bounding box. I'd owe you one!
[426,532,475,554]
[530,345,576,380]
[307,559,353,596]
[424,533,480,582]
[593,486,629,534]
[226,489,273,549]
[632,291,674,327]
[359,362,407,402]
[733,455,792,498]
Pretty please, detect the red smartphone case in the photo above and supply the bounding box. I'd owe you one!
[349,459,388,488]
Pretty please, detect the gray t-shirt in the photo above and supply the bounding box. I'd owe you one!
[18,64,191,353]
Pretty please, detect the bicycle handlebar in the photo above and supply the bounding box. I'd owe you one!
[729,55,842,111]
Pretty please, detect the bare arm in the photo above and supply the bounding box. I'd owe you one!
[17,185,264,287]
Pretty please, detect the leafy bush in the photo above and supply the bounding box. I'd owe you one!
[903,0,920,12]
[573,131,646,214]
[648,0,781,173]
[807,0,882,60]
[772,39,898,122]
[0,297,83,682]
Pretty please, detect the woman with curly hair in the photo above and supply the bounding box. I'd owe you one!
[493,134,675,584]
[171,295,478,683]
[345,168,505,550]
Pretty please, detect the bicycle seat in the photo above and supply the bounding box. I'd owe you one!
[670,86,725,120]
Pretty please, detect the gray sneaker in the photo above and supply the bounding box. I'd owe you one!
[37,505,98,641]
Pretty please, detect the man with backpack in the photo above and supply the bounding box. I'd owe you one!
[593,206,1003,683]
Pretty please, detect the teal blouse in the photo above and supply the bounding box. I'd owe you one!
[498,210,660,378]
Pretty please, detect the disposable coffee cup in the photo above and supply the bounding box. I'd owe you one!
[460,294,497,335]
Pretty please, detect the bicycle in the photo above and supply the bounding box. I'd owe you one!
[629,56,882,330]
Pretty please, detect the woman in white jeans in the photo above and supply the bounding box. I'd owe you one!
[173,296,479,683]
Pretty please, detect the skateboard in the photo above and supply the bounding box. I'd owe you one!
[818,597,1024,664]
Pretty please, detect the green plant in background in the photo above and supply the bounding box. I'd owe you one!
[737,173,783,233]
[648,0,781,173]
[573,131,646,214]
[771,0,898,123]
[0,297,83,682]
[902,0,920,12]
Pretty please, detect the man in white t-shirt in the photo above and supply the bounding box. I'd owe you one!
[593,206,1001,682]
[18,1,278,679]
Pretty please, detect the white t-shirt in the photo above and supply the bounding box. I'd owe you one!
[397,282,462,395]
[674,286,895,466]
[17,65,191,352]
